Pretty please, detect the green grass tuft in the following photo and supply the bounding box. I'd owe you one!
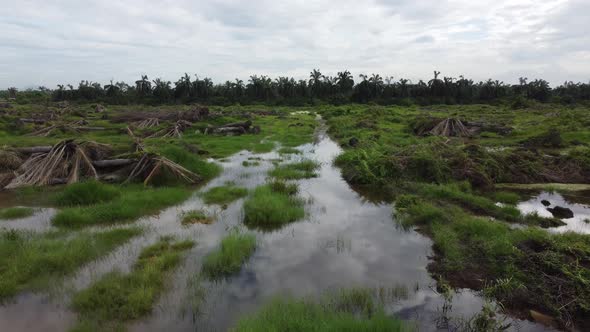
[72,237,194,322]
[52,186,190,228]
[233,297,407,332]
[54,181,120,206]
[201,232,256,279]
[159,145,222,181]
[243,184,305,229]
[493,191,521,205]
[180,210,213,225]
[278,147,302,154]
[269,160,320,180]
[0,227,141,300]
[0,207,35,220]
[202,185,248,205]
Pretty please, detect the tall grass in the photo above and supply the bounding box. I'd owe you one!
[201,232,256,279]
[0,207,35,220]
[52,186,190,228]
[243,184,305,229]
[54,180,120,206]
[159,145,222,181]
[233,297,407,332]
[0,227,141,300]
[72,237,194,321]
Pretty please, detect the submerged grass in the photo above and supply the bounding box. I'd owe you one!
[180,210,213,225]
[52,186,191,228]
[243,184,305,229]
[233,296,407,332]
[72,237,194,322]
[202,184,248,205]
[269,160,320,180]
[0,227,141,300]
[202,232,256,279]
[0,207,35,220]
[278,147,301,154]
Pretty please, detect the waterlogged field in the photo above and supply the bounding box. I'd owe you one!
[1,101,590,331]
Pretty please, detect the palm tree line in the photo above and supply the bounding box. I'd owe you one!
[4,70,590,105]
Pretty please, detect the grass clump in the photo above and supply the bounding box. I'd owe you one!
[202,184,248,205]
[72,237,194,322]
[0,227,141,300]
[54,180,120,206]
[52,186,190,228]
[201,232,256,279]
[180,210,213,225]
[243,184,305,229]
[268,180,299,196]
[269,160,320,180]
[159,145,222,181]
[0,207,35,220]
[493,191,521,205]
[278,147,301,154]
[233,297,407,332]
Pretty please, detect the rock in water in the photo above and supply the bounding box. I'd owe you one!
[541,199,551,206]
[546,206,574,219]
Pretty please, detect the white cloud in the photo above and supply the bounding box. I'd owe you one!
[1,0,588,88]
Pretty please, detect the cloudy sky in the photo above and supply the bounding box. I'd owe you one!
[1,0,589,89]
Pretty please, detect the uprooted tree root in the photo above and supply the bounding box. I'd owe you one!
[126,153,200,185]
[131,118,159,129]
[147,120,192,138]
[6,140,100,189]
[413,117,471,137]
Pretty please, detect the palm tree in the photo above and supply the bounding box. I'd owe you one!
[336,70,354,94]
[369,74,384,97]
[105,80,120,96]
[135,75,151,96]
[309,69,323,98]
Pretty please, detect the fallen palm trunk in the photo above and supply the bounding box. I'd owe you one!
[92,159,136,168]
[205,120,257,135]
[19,118,47,124]
[6,140,99,189]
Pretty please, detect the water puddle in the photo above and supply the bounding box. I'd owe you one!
[517,191,590,234]
[0,122,555,331]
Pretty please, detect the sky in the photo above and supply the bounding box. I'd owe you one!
[1,0,589,89]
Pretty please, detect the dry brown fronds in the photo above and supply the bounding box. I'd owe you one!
[6,140,99,189]
[147,120,192,138]
[125,152,200,185]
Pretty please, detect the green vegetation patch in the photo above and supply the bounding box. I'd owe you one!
[72,237,194,322]
[202,185,248,205]
[158,145,222,182]
[243,184,305,229]
[0,207,35,220]
[394,195,590,328]
[54,181,120,206]
[278,147,302,155]
[0,227,141,300]
[201,232,256,279]
[180,210,213,225]
[269,160,320,180]
[52,186,191,228]
[233,297,407,332]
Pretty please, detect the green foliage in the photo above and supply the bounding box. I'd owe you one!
[269,160,320,180]
[54,181,120,206]
[72,237,194,321]
[201,232,256,279]
[202,185,248,205]
[0,207,35,220]
[233,297,407,332]
[158,145,222,181]
[493,191,521,204]
[243,184,305,229]
[268,180,299,196]
[52,186,190,228]
[0,227,141,300]
[278,147,301,154]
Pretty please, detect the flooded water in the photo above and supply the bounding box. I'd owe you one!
[0,123,555,331]
[517,191,590,234]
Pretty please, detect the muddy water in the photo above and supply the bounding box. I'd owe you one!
[0,124,554,331]
[517,191,590,234]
